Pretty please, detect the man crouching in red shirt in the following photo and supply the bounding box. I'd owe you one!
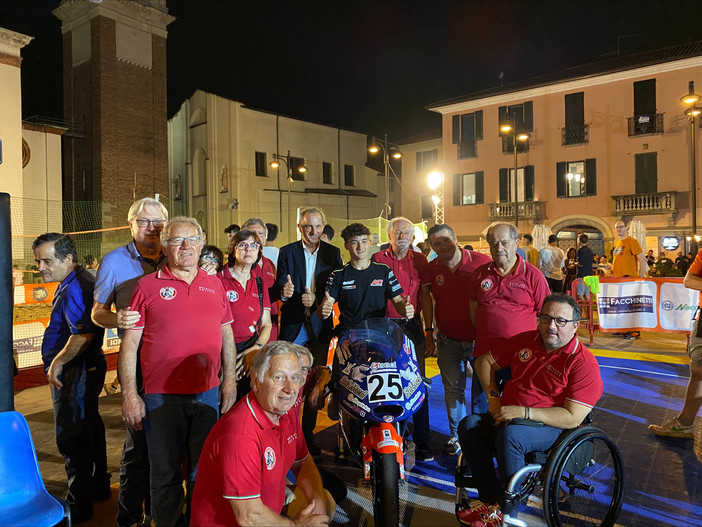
[456,293,603,527]
[191,341,334,527]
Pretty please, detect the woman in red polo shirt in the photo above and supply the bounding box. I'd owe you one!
[218,230,272,399]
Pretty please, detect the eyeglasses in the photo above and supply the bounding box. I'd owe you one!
[166,236,201,246]
[135,218,166,228]
[538,314,577,327]
[236,242,260,252]
[201,255,220,264]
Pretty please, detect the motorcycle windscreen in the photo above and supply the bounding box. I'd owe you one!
[336,318,426,423]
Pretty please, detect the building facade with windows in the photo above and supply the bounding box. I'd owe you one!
[396,131,443,226]
[168,90,379,248]
[428,42,702,256]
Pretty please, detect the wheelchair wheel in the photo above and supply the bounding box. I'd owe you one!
[543,426,624,527]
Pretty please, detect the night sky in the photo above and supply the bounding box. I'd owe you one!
[3,0,702,140]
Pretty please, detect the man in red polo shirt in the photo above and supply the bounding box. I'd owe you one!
[191,341,332,527]
[373,216,434,461]
[119,217,236,527]
[469,222,549,415]
[420,223,491,455]
[457,293,603,527]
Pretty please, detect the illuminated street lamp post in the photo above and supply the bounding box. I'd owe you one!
[499,120,529,228]
[270,150,306,239]
[369,134,402,219]
[427,170,444,224]
[681,81,702,254]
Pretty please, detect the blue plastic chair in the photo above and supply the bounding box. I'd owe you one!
[0,411,71,526]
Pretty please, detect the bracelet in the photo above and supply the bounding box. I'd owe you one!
[425,327,434,333]
[525,407,531,420]
[255,342,263,349]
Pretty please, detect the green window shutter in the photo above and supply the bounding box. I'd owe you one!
[475,110,483,140]
[499,168,509,202]
[498,106,508,135]
[453,173,461,206]
[635,152,659,193]
[523,101,534,132]
[452,115,460,144]
[556,161,566,198]
[524,165,535,202]
[584,158,597,196]
[475,171,484,204]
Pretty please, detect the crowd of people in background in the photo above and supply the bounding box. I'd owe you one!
[29,203,702,527]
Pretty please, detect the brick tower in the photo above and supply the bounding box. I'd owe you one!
[53,0,173,233]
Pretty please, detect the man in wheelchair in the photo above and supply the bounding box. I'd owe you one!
[456,293,603,527]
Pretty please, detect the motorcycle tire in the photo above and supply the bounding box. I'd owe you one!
[371,450,400,527]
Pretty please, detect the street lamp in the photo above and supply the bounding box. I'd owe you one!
[499,119,529,228]
[270,150,306,239]
[427,170,444,224]
[369,134,402,219]
[681,80,702,255]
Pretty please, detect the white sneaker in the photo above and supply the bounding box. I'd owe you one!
[649,417,693,439]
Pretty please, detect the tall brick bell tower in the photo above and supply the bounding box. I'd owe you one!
[53,0,173,237]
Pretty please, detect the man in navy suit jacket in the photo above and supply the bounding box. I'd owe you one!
[276,207,342,347]
[275,207,343,452]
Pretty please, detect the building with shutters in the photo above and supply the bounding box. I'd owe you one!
[427,41,702,256]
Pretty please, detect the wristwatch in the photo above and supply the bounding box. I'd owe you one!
[424,327,434,334]
[486,390,500,400]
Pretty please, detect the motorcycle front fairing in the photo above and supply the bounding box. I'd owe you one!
[336,319,426,425]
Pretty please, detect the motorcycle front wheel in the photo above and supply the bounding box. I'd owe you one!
[371,450,400,527]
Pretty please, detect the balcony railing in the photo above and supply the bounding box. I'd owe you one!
[488,201,544,222]
[561,123,589,145]
[611,192,677,220]
[627,113,664,136]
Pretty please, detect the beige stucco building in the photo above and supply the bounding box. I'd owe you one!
[168,90,380,249]
[428,42,702,257]
[396,131,443,226]
[0,28,63,262]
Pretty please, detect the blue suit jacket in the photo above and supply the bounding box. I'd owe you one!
[275,240,343,343]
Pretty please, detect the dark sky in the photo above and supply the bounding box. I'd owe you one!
[3,0,702,140]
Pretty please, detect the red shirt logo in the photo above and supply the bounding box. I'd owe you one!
[226,290,239,302]
[264,446,276,470]
[370,279,384,286]
[435,274,445,286]
[518,348,533,362]
[159,287,177,300]
[480,278,493,290]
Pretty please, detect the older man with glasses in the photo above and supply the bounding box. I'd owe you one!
[119,216,236,527]
[469,222,550,417]
[92,197,168,527]
[456,293,603,527]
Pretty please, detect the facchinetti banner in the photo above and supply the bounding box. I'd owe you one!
[597,278,697,333]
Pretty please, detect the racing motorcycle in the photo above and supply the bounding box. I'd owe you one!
[333,318,426,527]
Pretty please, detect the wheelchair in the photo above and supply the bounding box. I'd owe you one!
[454,418,625,527]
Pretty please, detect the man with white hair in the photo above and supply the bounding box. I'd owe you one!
[92,196,168,527]
[191,341,332,527]
[373,216,434,461]
[119,216,236,527]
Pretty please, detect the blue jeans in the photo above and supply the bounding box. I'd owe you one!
[436,331,474,438]
[143,387,219,527]
[117,425,150,526]
[458,414,562,507]
[50,357,108,513]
